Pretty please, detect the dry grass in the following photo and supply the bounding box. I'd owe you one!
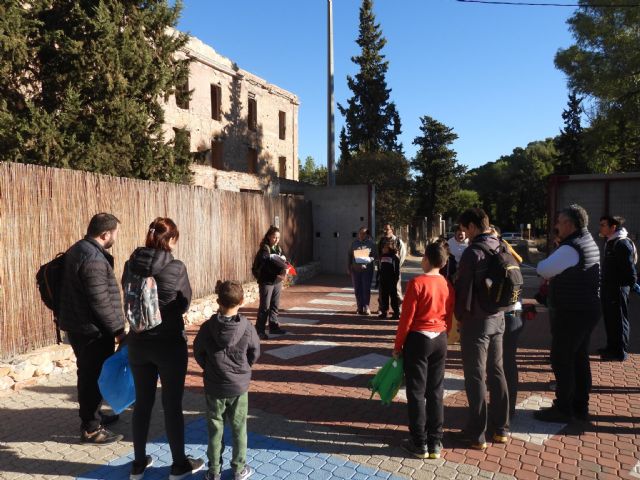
[0,162,312,358]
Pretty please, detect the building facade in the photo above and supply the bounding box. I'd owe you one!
[163,34,300,184]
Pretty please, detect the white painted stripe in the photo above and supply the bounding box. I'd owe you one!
[396,372,465,402]
[309,298,355,306]
[276,316,320,326]
[630,461,640,478]
[266,340,338,360]
[510,395,567,445]
[327,292,356,298]
[340,287,379,293]
[289,307,338,315]
[319,353,389,379]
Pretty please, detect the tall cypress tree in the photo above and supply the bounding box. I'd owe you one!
[338,0,401,161]
[555,92,587,174]
[411,116,466,233]
[3,1,192,183]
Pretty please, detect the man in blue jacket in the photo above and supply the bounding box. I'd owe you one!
[598,215,638,362]
[58,213,126,444]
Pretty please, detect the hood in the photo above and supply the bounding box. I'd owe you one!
[473,233,501,251]
[607,227,628,242]
[127,247,174,277]
[208,313,248,348]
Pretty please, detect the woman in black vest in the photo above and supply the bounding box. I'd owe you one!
[254,226,288,340]
[124,218,204,480]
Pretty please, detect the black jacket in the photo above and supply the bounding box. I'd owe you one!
[193,313,260,398]
[602,235,637,291]
[58,237,125,338]
[123,247,192,339]
[454,233,504,328]
[378,253,400,285]
[549,228,600,311]
[256,244,287,285]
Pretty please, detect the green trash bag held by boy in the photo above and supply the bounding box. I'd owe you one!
[368,356,404,405]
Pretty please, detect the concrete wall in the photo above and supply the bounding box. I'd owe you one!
[163,34,299,181]
[552,173,640,245]
[302,185,375,274]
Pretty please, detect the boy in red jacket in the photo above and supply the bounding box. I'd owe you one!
[393,242,454,460]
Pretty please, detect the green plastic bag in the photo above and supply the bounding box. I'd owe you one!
[368,356,404,405]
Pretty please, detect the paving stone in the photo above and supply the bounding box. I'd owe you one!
[264,340,338,360]
[318,353,388,379]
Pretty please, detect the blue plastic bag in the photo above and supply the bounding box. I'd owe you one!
[98,346,135,414]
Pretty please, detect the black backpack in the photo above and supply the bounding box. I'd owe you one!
[35,252,66,342]
[251,250,263,279]
[472,242,523,313]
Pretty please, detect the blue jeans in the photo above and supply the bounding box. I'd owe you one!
[351,266,374,310]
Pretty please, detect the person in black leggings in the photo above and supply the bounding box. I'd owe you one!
[124,217,204,480]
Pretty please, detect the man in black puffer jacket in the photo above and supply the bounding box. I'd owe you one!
[536,204,601,423]
[58,213,126,444]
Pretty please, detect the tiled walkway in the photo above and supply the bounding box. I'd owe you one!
[0,256,639,479]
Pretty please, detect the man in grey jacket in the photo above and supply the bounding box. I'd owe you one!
[454,208,509,450]
[58,213,126,444]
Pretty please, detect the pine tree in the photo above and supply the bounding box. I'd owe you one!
[555,2,640,171]
[0,2,45,162]
[555,92,587,174]
[3,1,192,183]
[338,0,402,159]
[411,116,466,233]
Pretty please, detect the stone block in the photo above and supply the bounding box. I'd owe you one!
[0,365,11,377]
[0,376,15,391]
[12,377,38,390]
[26,351,51,366]
[9,361,36,381]
[34,362,54,377]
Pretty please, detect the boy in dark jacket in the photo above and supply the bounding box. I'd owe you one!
[194,281,260,480]
[378,239,401,319]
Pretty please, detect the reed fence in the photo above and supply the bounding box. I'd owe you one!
[0,162,312,358]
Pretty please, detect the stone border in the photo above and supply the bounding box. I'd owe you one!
[0,261,321,395]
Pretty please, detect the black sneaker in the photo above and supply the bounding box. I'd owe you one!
[378,312,388,319]
[269,326,287,335]
[391,312,400,320]
[400,439,428,459]
[428,440,443,459]
[99,412,120,426]
[204,471,221,480]
[534,406,572,423]
[234,465,254,480]
[258,332,268,340]
[80,426,123,445]
[169,457,205,480]
[130,455,153,480]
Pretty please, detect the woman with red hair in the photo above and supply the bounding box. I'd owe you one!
[123,218,204,480]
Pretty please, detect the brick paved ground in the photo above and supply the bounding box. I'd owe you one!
[1,255,639,479]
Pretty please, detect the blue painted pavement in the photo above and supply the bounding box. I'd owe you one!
[76,417,404,480]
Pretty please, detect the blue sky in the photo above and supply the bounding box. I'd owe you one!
[176,1,575,170]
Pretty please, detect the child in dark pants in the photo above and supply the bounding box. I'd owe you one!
[194,281,260,480]
[393,242,454,459]
[378,240,401,319]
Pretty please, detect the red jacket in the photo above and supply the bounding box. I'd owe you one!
[394,274,455,352]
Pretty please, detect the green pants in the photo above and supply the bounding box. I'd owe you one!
[205,392,248,475]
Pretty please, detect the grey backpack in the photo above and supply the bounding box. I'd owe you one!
[123,265,162,333]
